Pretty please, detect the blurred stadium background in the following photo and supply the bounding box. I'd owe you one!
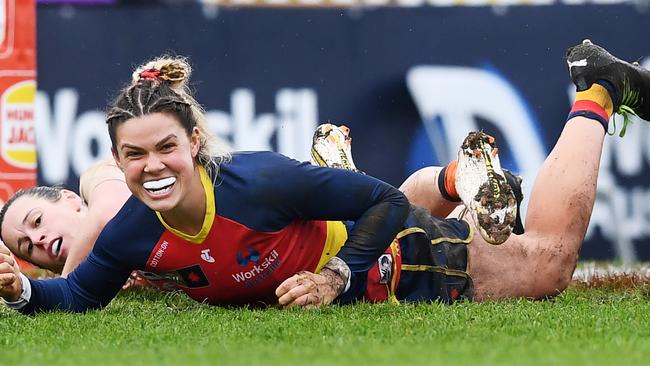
[2,0,650,265]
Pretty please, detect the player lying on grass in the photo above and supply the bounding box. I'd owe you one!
[1,39,648,313]
[0,54,516,310]
[0,126,522,288]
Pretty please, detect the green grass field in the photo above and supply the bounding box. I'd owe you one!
[2,277,650,366]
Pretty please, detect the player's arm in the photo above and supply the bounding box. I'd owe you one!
[0,242,22,302]
[262,154,410,304]
[62,161,131,276]
[2,227,133,314]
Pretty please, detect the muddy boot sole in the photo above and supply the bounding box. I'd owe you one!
[456,131,517,245]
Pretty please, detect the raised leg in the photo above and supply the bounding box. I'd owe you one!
[398,167,458,218]
[467,39,650,300]
[467,117,604,300]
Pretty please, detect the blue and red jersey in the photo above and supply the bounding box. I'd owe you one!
[22,151,409,313]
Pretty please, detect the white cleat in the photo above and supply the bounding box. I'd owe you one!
[456,131,517,245]
[311,123,360,172]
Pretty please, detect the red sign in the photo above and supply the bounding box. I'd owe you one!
[0,0,37,271]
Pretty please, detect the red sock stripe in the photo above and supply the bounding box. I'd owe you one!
[571,100,610,121]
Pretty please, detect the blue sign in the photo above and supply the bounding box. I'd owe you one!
[35,4,650,260]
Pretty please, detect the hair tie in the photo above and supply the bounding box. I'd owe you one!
[139,68,161,82]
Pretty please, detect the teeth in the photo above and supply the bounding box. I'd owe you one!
[53,238,62,257]
[147,185,173,196]
[143,177,176,190]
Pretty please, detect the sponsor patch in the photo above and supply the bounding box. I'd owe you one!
[377,254,393,285]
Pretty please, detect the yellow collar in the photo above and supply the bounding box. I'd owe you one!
[155,165,215,243]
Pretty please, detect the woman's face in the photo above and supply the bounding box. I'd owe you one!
[112,112,200,214]
[1,191,83,273]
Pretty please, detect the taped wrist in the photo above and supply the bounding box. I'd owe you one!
[322,256,351,294]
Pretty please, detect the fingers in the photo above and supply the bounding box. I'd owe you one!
[276,272,323,308]
[0,242,12,255]
[0,245,22,301]
[275,274,301,299]
[291,293,322,309]
[0,253,16,268]
[0,243,19,272]
[278,282,319,307]
[0,260,19,293]
[0,251,20,288]
[276,273,312,306]
[0,242,21,275]
[0,261,17,275]
[0,272,17,286]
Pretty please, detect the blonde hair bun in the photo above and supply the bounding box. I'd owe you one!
[132,56,192,90]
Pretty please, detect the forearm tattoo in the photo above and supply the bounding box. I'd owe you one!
[321,256,351,295]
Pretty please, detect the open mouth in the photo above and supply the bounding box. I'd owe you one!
[51,238,63,258]
[143,177,177,196]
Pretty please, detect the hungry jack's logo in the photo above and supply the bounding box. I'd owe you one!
[1,80,36,169]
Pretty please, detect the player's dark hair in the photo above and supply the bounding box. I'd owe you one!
[106,56,229,177]
[0,186,63,242]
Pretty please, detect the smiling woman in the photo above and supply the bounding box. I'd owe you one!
[0,55,416,312]
[2,40,645,313]
[113,112,205,230]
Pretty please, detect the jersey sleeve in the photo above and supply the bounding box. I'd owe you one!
[19,251,131,314]
[246,152,410,302]
[17,203,147,314]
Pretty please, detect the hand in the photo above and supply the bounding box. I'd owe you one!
[275,269,345,309]
[0,242,22,302]
[122,271,153,290]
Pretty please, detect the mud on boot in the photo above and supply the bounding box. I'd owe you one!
[503,169,525,235]
[456,131,517,245]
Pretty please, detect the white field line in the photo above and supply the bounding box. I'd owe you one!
[572,263,650,281]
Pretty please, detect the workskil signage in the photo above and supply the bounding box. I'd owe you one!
[36,4,650,260]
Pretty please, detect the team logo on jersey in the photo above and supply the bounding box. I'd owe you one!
[201,249,215,263]
[232,249,282,288]
[176,265,210,288]
[236,246,260,266]
[377,254,393,285]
